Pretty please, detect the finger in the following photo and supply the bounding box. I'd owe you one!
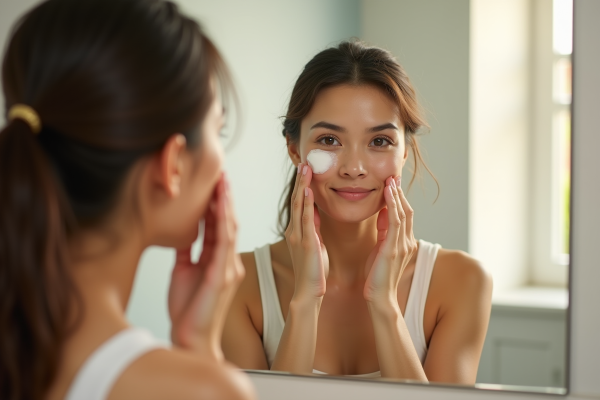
[198,181,221,265]
[287,163,302,234]
[390,176,405,229]
[382,181,401,256]
[292,164,313,237]
[202,197,218,247]
[174,247,194,271]
[302,187,318,245]
[396,179,415,240]
[206,178,231,282]
[289,163,302,214]
[223,175,238,244]
[376,207,389,243]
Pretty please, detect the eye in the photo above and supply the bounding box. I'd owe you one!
[369,136,393,147]
[317,135,341,146]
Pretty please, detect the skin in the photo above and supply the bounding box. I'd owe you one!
[46,95,255,400]
[222,84,493,383]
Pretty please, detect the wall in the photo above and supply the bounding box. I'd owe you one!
[361,0,470,252]
[0,0,42,121]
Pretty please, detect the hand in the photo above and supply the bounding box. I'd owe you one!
[364,176,417,305]
[168,175,245,361]
[284,163,329,302]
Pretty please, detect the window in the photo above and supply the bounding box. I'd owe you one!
[551,0,572,266]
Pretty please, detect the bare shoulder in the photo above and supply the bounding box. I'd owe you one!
[110,347,255,400]
[435,249,492,286]
[431,249,493,306]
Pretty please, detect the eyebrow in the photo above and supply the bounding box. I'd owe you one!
[309,121,399,133]
[368,123,399,133]
[310,121,346,132]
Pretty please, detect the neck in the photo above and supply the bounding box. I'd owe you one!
[319,209,378,285]
[69,225,146,327]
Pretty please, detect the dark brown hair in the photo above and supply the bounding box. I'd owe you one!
[0,0,231,399]
[278,40,438,235]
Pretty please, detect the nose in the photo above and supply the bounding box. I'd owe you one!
[338,148,367,179]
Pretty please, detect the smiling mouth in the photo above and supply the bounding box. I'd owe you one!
[331,187,375,201]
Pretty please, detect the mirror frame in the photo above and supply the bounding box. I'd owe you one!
[245,1,600,398]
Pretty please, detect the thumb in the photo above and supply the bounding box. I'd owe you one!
[376,207,389,243]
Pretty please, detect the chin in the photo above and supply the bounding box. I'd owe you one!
[316,196,384,224]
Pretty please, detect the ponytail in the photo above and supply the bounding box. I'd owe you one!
[0,120,79,400]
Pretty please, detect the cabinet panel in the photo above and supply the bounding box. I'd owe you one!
[476,305,567,388]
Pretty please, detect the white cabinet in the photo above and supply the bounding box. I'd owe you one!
[476,289,568,388]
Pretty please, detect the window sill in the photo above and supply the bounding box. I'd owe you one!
[491,286,568,315]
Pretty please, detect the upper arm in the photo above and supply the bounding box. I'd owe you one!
[222,252,269,370]
[423,252,493,384]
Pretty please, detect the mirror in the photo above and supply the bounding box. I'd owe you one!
[0,0,572,395]
[127,0,569,395]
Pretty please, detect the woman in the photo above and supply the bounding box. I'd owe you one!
[0,0,254,399]
[223,41,493,383]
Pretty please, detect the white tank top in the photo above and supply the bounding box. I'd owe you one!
[254,239,440,378]
[65,327,165,400]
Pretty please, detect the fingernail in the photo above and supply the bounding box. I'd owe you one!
[305,187,309,197]
[390,178,396,189]
[302,165,308,176]
[396,177,401,187]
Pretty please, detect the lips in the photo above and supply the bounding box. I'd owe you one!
[331,187,374,201]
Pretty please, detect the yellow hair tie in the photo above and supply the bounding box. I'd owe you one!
[8,104,41,134]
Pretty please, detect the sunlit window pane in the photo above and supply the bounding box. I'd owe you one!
[553,110,570,263]
[553,58,572,104]
[553,0,573,55]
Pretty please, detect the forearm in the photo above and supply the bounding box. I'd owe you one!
[368,299,428,381]
[270,297,321,374]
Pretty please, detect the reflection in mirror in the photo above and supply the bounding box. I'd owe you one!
[123,0,570,395]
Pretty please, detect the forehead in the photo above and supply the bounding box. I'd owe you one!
[303,84,401,129]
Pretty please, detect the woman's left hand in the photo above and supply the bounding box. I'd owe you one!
[363,176,417,306]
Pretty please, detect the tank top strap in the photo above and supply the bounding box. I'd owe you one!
[404,239,441,364]
[254,244,285,367]
[65,327,166,400]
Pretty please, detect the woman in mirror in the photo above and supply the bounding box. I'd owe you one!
[223,41,493,384]
[0,0,255,399]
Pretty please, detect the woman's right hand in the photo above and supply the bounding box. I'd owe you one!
[168,175,245,362]
[284,163,329,302]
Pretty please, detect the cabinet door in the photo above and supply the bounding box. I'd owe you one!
[476,306,567,387]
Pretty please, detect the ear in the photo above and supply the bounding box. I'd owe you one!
[286,135,302,165]
[157,133,187,198]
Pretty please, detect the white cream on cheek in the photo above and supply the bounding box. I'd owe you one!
[306,149,337,174]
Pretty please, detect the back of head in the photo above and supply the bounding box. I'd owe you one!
[0,0,228,398]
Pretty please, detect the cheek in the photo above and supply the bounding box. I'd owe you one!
[370,151,404,180]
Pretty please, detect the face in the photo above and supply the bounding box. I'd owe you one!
[290,84,407,223]
[153,93,225,247]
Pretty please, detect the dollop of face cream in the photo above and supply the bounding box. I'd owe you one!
[306,149,336,174]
